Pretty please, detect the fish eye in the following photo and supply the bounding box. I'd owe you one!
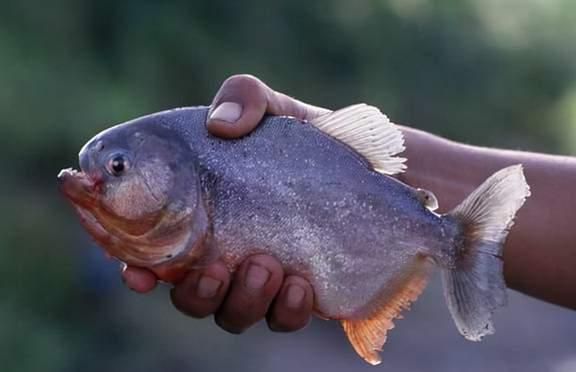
[106,154,130,176]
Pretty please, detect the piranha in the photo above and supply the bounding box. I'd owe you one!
[58,104,530,365]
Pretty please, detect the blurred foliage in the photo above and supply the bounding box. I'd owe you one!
[1,0,576,371]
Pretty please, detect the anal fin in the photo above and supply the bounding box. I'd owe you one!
[341,257,432,365]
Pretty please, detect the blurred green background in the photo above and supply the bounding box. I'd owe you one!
[1,0,576,371]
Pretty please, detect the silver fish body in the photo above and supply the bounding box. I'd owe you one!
[179,109,456,318]
[60,105,530,365]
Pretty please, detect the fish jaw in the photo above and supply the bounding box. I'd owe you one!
[64,199,207,282]
[57,168,101,209]
[58,168,213,282]
[58,168,120,253]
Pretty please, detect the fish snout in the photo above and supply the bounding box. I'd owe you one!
[57,168,100,207]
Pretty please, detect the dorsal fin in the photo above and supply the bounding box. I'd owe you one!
[310,104,406,175]
[341,257,432,365]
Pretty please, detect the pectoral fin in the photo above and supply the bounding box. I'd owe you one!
[341,257,432,365]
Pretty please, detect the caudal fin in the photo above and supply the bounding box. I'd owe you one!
[444,164,530,341]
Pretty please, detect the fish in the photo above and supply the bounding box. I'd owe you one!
[58,104,530,365]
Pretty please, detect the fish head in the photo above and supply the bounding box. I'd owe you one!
[58,119,207,270]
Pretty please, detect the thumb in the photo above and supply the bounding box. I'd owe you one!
[207,74,330,139]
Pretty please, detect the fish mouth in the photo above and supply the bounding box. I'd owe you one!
[57,168,150,265]
[57,168,115,249]
[57,168,100,208]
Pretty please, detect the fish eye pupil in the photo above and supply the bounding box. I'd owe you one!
[110,155,127,175]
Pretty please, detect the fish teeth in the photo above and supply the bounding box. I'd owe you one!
[57,168,82,179]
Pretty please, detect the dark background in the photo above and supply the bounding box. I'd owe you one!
[1,1,575,371]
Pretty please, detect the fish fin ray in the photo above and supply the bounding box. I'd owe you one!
[443,164,530,341]
[341,257,432,365]
[310,104,406,175]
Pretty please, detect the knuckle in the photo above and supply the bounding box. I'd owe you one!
[269,314,308,332]
[170,290,191,314]
[216,295,268,332]
[228,295,265,319]
[224,74,262,89]
[214,315,246,334]
[170,292,190,315]
[170,289,213,319]
[220,74,268,102]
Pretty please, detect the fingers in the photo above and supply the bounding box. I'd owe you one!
[214,255,284,334]
[121,265,158,293]
[267,275,314,332]
[170,260,231,318]
[125,255,314,334]
[207,74,330,139]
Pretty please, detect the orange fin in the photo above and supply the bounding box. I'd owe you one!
[341,257,432,365]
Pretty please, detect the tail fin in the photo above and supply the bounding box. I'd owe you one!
[444,164,530,341]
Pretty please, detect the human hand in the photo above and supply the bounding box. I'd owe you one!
[122,74,329,333]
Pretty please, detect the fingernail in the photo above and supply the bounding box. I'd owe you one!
[210,102,242,123]
[245,264,270,291]
[286,285,305,309]
[197,276,222,299]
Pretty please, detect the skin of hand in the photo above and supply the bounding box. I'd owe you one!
[123,74,576,332]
